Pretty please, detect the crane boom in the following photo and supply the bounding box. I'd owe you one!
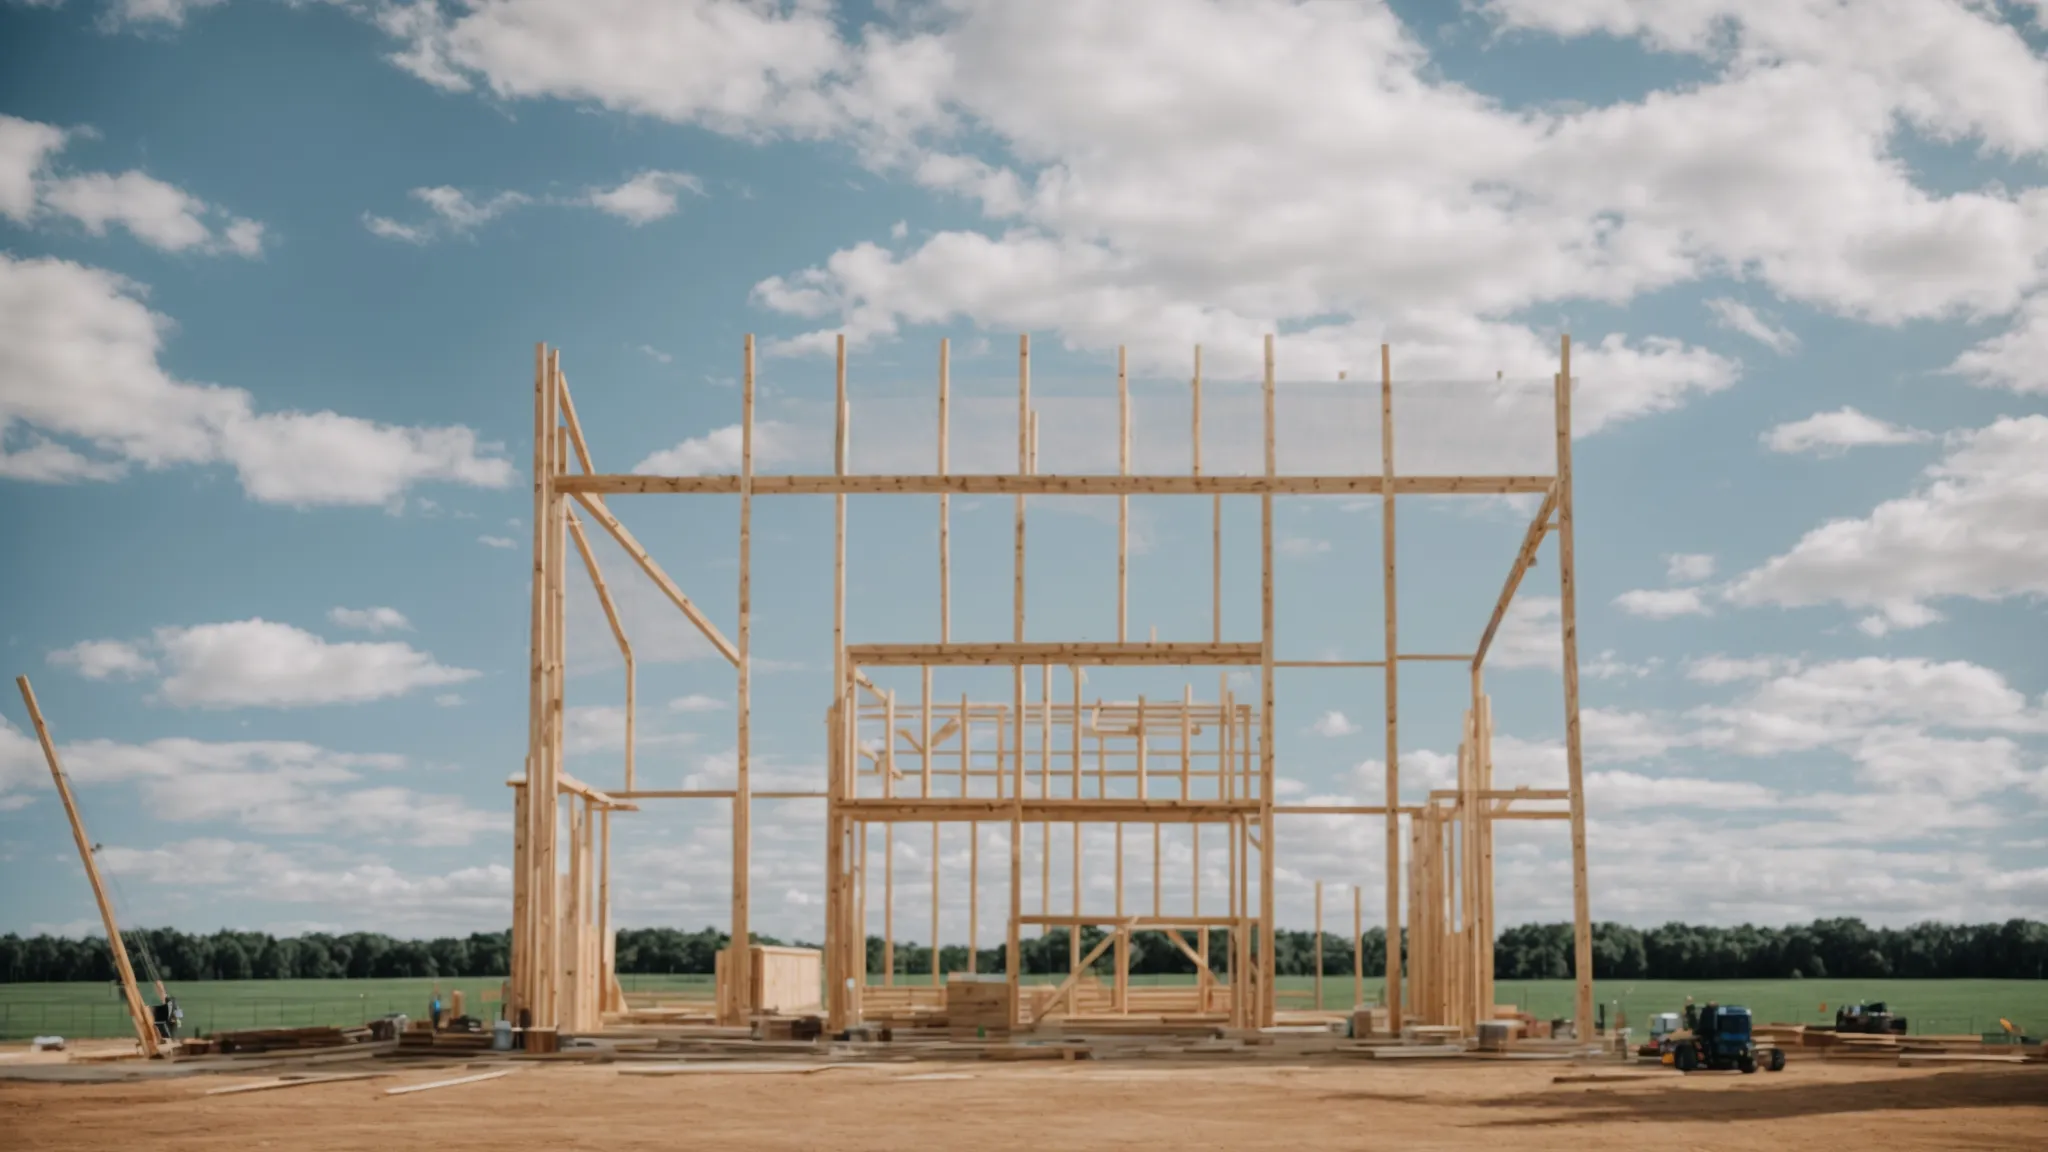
[16,676,162,1058]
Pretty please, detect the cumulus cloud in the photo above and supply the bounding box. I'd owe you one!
[1762,407,1932,455]
[363,185,530,243]
[1664,553,1715,582]
[1614,587,1710,619]
[327,606,413,634]
[47,638,156,679]
[1706,297,1799,354]
[1730,416,2048,625]
[1310,711,1360,738]
[0,253,515,501]
[585,169,704,224]
[50,619,478,708]
[632,420,797,474]
[0,114,264,256]
[54,735,493,845]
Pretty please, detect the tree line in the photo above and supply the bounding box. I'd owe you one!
[2,918,2041,984]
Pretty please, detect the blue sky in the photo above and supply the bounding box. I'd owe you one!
[2,0,2045,945]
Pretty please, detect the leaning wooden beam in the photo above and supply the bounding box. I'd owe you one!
[18,676,160,1058]
[570,492,739,667]
[847,642,1263,667]
[555,474,1555,496]
[1472,483,1560,670]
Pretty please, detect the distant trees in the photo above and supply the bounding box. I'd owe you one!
[0,919,2040,983]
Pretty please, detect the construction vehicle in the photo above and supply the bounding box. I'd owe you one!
[1637,1011,1681,1058]
[1835,1001,1908,1035]
[1665,1002,1786,1074]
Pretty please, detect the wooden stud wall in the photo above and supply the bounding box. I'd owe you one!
[508,334,1591,1039]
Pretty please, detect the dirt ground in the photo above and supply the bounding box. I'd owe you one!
[3,1056,2043,1152]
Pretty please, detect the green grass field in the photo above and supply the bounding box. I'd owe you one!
[4,974,2041,1041]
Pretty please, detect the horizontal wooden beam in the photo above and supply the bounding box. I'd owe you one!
[506,774,636,810]
[555,474,1554,497]
[1270,804,1423,816]
[838,797,1262,824]
[1429,788,1571,802]
[848,642,1264,667]
[1017,914,1246,929]
[610,789,734,800]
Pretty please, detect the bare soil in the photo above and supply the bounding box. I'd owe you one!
[4,1057,2042,1151]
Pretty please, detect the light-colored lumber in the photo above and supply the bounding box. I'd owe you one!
[1554,336,1596,1037]
[205,1073,388,1096]
[386,1069,516,1095]
[847,642,1263,667]
[554,474,1555,496]
[17,677,160,1058]
[569,492,737,666]
[1379,341,1402,1032]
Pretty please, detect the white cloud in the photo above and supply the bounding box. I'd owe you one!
[364,185,530,243]
[376,0,853,133]
[103,0,228,29]
[479,534,518,549]
[326,606,413,634]
[435,693,465,708]
[1279,536,1331,558]
[47,638,156,679]
[1614,587,1710,619]
[49,619,478,708]
[1488,595,1559,670]
[56,736,493,845]
[0,114,264,256]
[1729,416,2048,623]
[632,420,796,474]
[1762,407,1932,455]
[585,169,703,224]
[0,253,515,501]
[1947,294,2048,394]
[1685,654,1794,684]
[638,344,673,364]
[0,718,47,811]
[1705,297,1799,353]
[1664,553,1715,582]
[668,693,726,713]
[1691,656,2048,757]
[1310,711,1360,737]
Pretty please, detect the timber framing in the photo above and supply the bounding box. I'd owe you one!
[507,332,1597,1040]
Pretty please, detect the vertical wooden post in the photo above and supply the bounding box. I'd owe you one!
[1259,333,1277,1027]
[17,677,161,1058]
[1314,880,1325,1012]
[1379,342,1402,1030]
[1555,335,1596,1037]
[1353,884,1364,1011]
[1008,333,1029,1023]
[827,333,851,1029]
[523,342,552,1025]
[511,773,528,1022]
[731,334,755,1024]
[1071,666,1083,980]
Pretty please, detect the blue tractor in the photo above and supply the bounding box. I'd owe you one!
[1668,1002,1786,1074]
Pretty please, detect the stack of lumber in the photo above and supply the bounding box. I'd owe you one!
[214,1026,373,1054]
[752,1015,823,1042]
[392,1024,493,1058]
[946,975,1015,1042]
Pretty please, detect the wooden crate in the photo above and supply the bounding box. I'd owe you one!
[947,975,1016,1040]
[715,945,824,1015]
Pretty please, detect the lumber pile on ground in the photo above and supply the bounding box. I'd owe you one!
[391,1024,493,1058]
[947,976,1015,1042]
[213,1026,373,1054]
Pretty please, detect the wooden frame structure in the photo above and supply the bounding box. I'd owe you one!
[510,333,1595,1038]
